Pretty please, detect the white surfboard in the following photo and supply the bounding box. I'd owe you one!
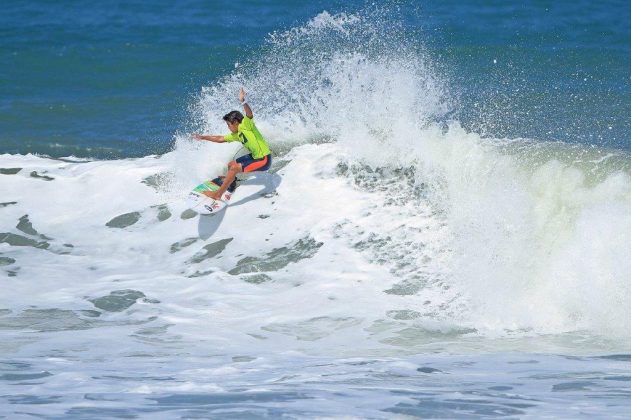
[187,177,236,215]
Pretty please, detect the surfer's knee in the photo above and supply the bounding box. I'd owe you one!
[228,161,242,172]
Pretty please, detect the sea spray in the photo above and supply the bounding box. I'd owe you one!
[179,7,631,338]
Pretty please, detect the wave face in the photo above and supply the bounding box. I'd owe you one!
[1,4,631,417]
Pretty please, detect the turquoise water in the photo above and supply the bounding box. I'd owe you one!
[1,0,628,158]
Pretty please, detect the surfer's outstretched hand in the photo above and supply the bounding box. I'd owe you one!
[239,87,246,103]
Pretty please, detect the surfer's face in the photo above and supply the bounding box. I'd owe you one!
[226,120,239,133]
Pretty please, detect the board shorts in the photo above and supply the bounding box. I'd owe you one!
[236,153,272,173]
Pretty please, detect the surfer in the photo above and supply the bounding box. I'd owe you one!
[192,87,272,200]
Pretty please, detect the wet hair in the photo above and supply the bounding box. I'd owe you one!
[223,110,244,124]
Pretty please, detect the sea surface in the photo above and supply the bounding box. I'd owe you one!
[1,0,631,418]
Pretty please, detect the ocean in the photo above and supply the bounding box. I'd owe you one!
[1,0,630,417]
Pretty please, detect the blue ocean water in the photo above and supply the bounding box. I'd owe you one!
[1,0,628,158]
[1,0,343,158]
[2,1,631,418]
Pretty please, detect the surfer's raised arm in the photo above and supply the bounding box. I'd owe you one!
[239,87,253,119]
[192,88,253,142]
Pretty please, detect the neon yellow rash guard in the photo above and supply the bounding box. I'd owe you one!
[223,116,271,159]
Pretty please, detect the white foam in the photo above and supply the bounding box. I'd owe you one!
[3,8,631,359]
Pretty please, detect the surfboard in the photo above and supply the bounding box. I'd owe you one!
[187,177,237,215]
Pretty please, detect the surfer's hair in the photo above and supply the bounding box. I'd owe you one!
[223,111,244,124]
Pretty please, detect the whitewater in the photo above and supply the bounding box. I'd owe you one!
[2,9,631,418]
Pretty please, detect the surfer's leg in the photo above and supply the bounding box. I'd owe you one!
[204,161,242,199]
[213,161,242,198]
[216,175,238,192]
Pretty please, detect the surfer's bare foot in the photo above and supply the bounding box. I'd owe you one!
[203,191,221,200]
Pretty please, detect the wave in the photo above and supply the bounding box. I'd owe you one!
[2,8,630,351]
[179,8,631,338]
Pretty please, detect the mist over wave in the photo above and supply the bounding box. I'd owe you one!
[170,9,631,339]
